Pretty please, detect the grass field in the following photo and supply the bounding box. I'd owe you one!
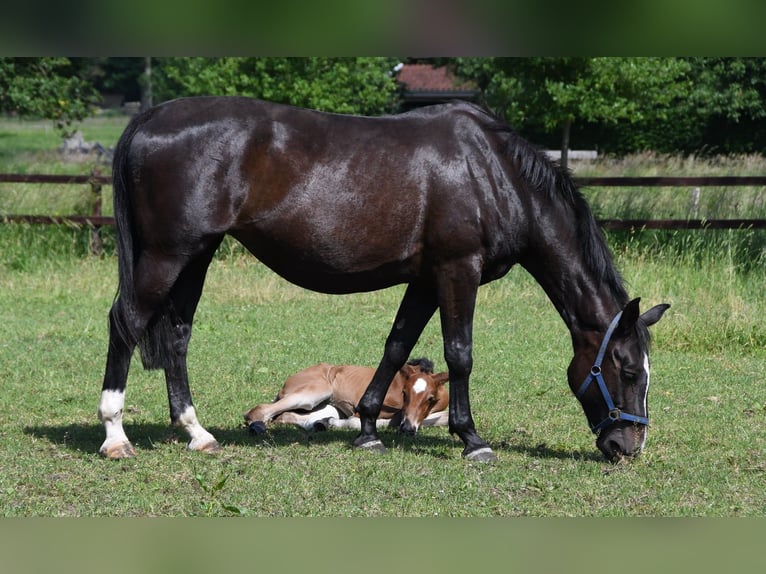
[0,115,765,517]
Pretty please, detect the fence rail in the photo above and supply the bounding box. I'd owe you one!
[3,173,766,248]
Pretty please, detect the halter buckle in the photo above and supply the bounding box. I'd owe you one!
[608,408,622,421]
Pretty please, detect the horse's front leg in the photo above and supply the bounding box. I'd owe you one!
[437,264,497,463]
[354,284,437,452]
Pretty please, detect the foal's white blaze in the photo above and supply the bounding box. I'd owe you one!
[97,389,130,453]
[178,406,218,451]
[639,353,651,451]
[412,378,428,394]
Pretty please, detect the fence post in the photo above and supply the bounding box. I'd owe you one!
[89,169,103,256]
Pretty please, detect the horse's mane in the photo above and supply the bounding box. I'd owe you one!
[469,105,629,310]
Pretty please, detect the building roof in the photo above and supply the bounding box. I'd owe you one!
[396,63,477,92]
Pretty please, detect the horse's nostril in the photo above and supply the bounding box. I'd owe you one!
[606,440,625,462]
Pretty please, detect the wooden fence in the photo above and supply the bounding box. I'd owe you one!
[2,172,766,254]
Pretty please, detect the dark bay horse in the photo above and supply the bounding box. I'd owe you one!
[244,357,449,434]
[97,96,669,463]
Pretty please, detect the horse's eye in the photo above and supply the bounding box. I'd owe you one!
[621,368,638,382]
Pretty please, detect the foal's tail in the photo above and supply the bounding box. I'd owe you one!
[111,110,174,370]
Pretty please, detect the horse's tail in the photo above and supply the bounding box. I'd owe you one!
[111,109,175,370]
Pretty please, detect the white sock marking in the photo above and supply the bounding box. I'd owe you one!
[98,389,130,451]
[178,406,217,450]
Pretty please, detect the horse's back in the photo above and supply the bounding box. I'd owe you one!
[118,95,523,292]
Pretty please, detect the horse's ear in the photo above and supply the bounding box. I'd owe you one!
[434,372,449,385]
[640,303,670,327]
[615,298,641,337]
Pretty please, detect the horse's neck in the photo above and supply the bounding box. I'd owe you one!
[522,233,623,347]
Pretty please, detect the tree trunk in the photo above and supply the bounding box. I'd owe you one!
[560,118,571,170]
[140,57,153,112]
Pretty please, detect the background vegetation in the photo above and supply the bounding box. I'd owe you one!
[3,57,766,161]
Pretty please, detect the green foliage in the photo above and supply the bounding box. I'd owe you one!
[0,58,99,137]
[154,57,401,115]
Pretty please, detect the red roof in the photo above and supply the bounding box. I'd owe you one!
[396,63,477,92]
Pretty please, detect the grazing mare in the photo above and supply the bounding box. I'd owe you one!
[244,357,449,434]
[97,96,669,463]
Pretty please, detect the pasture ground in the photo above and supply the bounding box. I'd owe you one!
[0,230,764,517]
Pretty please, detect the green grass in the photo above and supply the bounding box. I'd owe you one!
[0,240,764,516]
[576,152,766,221]
[0,114,124,216]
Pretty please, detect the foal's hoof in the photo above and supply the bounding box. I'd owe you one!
[248,421,267,435]
[99,441,136,460]
[463,446,498,463]
[353,438,387,454]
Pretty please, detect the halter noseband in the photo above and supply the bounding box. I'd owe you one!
[575,311,649,434]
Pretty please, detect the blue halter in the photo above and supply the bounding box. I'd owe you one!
[575,311,649,434]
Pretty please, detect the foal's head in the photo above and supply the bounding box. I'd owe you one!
[568,299,669,462]
[398,359,449,435]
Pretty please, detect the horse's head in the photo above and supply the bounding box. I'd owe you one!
[398,363,449,435]
[568,298,669,462]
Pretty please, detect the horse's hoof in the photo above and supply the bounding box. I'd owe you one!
[99,441,136,459]
[248,421,267,435]
[354,438,387,454]
[464,446,497,463]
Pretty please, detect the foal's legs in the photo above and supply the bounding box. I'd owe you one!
[354,283,437,452]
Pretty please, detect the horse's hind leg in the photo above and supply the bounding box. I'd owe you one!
[161,243,223,453]
[98,243,220,458]
[98,253,188,458]
[98,300,143,458]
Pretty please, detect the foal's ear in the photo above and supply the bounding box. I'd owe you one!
[434,372,449,385]
[400,363,419,378]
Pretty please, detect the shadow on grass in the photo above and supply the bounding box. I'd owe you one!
[22,421,460,457]
[496,440,605,463]
[24,422,606,463]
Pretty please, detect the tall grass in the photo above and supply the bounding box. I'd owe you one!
[576,152,766,221]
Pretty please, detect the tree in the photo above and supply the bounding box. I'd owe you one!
[453,57,691,167]
[152,57,401,115]
[0,57,99,137]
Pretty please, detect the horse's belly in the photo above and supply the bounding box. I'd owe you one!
[230,227,417,294]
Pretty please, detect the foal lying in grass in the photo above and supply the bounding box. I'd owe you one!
[245,358,449,435]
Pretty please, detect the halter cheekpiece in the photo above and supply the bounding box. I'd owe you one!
[575,310,649,434]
